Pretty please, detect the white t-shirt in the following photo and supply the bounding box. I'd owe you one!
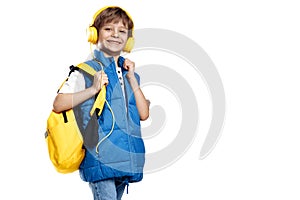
[59,70,85,93]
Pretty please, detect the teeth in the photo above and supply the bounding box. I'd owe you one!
[108,40,120,43]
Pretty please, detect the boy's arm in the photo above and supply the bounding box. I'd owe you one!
[124,58,150,121]
[53,71,108,113]
[53,88,97,112]
[127,75,150,121]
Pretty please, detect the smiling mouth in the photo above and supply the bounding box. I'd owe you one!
[107,40,122,44]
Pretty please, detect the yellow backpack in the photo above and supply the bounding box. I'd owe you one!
[45,63,106,173]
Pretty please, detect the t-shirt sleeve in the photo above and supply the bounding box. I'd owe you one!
[59,71,85,93]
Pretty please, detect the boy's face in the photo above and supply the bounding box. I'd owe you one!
[98,20,129,56]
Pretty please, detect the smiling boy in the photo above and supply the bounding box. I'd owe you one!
[52,6,149,200]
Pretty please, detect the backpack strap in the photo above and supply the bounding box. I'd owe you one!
[77,63,97,76]
[76,62,106,117]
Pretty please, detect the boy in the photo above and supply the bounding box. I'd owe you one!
[53,6,149,200]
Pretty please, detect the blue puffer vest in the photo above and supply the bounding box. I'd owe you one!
[77,50,145,183]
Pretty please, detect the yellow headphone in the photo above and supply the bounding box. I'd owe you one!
[87,6,135,53]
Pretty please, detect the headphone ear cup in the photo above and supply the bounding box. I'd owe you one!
[123,37,135,53]
[87,26,98,44]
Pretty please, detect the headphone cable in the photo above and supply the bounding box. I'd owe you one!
[93,58,116,154]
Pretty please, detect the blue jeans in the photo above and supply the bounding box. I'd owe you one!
[89,179,127,200]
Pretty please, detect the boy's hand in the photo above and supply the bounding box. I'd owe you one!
[92,71,108,94]
[123,58,135,78]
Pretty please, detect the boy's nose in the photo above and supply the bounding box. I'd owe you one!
[112,29,119,37]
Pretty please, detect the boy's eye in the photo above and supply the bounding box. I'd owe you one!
[102,27,128,34]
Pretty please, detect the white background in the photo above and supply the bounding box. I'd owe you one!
[1,0,300,199]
